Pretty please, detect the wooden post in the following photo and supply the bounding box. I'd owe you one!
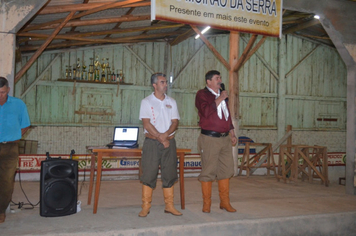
[277,36,286,140]
[322,147,329,186]
[245,142,250,177]
[229,31,239,176]
[279,146,286,183]
[267,144,272,176]
[287,125,292,156]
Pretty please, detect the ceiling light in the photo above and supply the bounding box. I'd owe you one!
[314,15,320,19]
[195,26,211,39]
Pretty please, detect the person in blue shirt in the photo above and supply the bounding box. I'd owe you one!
[0,77,30,224]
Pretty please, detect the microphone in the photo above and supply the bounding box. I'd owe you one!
[220,83,228,102]
[220,83,225,91]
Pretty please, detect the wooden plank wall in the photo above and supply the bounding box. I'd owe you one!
[14,34,346,131]
[239,35,279,128]
[284,37,347,130]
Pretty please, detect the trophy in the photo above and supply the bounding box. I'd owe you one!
[94,56,101,82]
[65,66,69,79]
[88,57,94,81]
[82,62,88,81]
[111,66,116,82]
[105,59,111,82]
[76,58,81,80]
[119,69,124,83]
[72,64,76,80]
[121,71,125,83]
[68,66,72,79]
[116,69,120,82]
[100,58,107,82]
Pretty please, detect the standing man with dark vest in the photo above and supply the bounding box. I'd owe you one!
[0,77,31,223]
[195,70,238,213]
[138,72,182,217]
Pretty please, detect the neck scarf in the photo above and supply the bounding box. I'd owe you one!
[206,86,229,121]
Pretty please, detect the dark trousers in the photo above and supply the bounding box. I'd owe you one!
[140,138,178,189]
[0,143,19,213]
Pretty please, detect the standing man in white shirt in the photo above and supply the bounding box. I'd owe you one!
[138,72,182,217]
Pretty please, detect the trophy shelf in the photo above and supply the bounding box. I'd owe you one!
[57,79,133,85]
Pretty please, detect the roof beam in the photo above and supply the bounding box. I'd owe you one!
[24,14,150,32]
[169,28,195,46]
[15,11,76,83]
[38,1,150,14]
[240,36,267,68]
[19,31,181,52]
[240,36,279,80]
[105,7,136,38]
[233,34,257,72]
[18,24,184,44]
[22,0,146,32]
[283,19,320,34]
[191,25,231,71]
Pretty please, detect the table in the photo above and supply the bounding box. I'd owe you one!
[87,148,191,214]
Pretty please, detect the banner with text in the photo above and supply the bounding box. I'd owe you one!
[152,0,282,38]
[17,152,346,171]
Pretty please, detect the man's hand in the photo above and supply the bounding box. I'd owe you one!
[157,133,168,143]
[158,133,170,148]
[215,90,228,106]
[220,90,228,100]
[231,135,237,146]
[162,139,170,148]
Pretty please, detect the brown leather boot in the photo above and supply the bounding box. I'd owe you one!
[163,187,182,216]
[0,213,5,223]
[138,185,153,217]
[218,179,236,212]
[201,181,212,213]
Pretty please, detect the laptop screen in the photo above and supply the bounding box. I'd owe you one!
[113,127,139,142]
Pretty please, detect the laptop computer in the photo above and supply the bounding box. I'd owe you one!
[107,126,139,148]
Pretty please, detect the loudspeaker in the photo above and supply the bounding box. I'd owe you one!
[40,159,78,217]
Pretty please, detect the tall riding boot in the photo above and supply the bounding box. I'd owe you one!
[0,213,5,224]
[201,181,212,213]
[163,186,182,216]
[138,185,153,217]
[218,179,236,212]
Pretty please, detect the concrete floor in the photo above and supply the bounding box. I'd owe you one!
[1,176,356,236]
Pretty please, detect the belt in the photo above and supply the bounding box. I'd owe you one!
[201,129,229,138]
[145,133,175,140]
[1,140,19,144]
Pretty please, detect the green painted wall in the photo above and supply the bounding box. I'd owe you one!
[15,34,346,130]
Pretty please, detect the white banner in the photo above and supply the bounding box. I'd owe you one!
[152,0,283,38]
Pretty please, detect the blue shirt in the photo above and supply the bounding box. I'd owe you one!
[0,96,31,142]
